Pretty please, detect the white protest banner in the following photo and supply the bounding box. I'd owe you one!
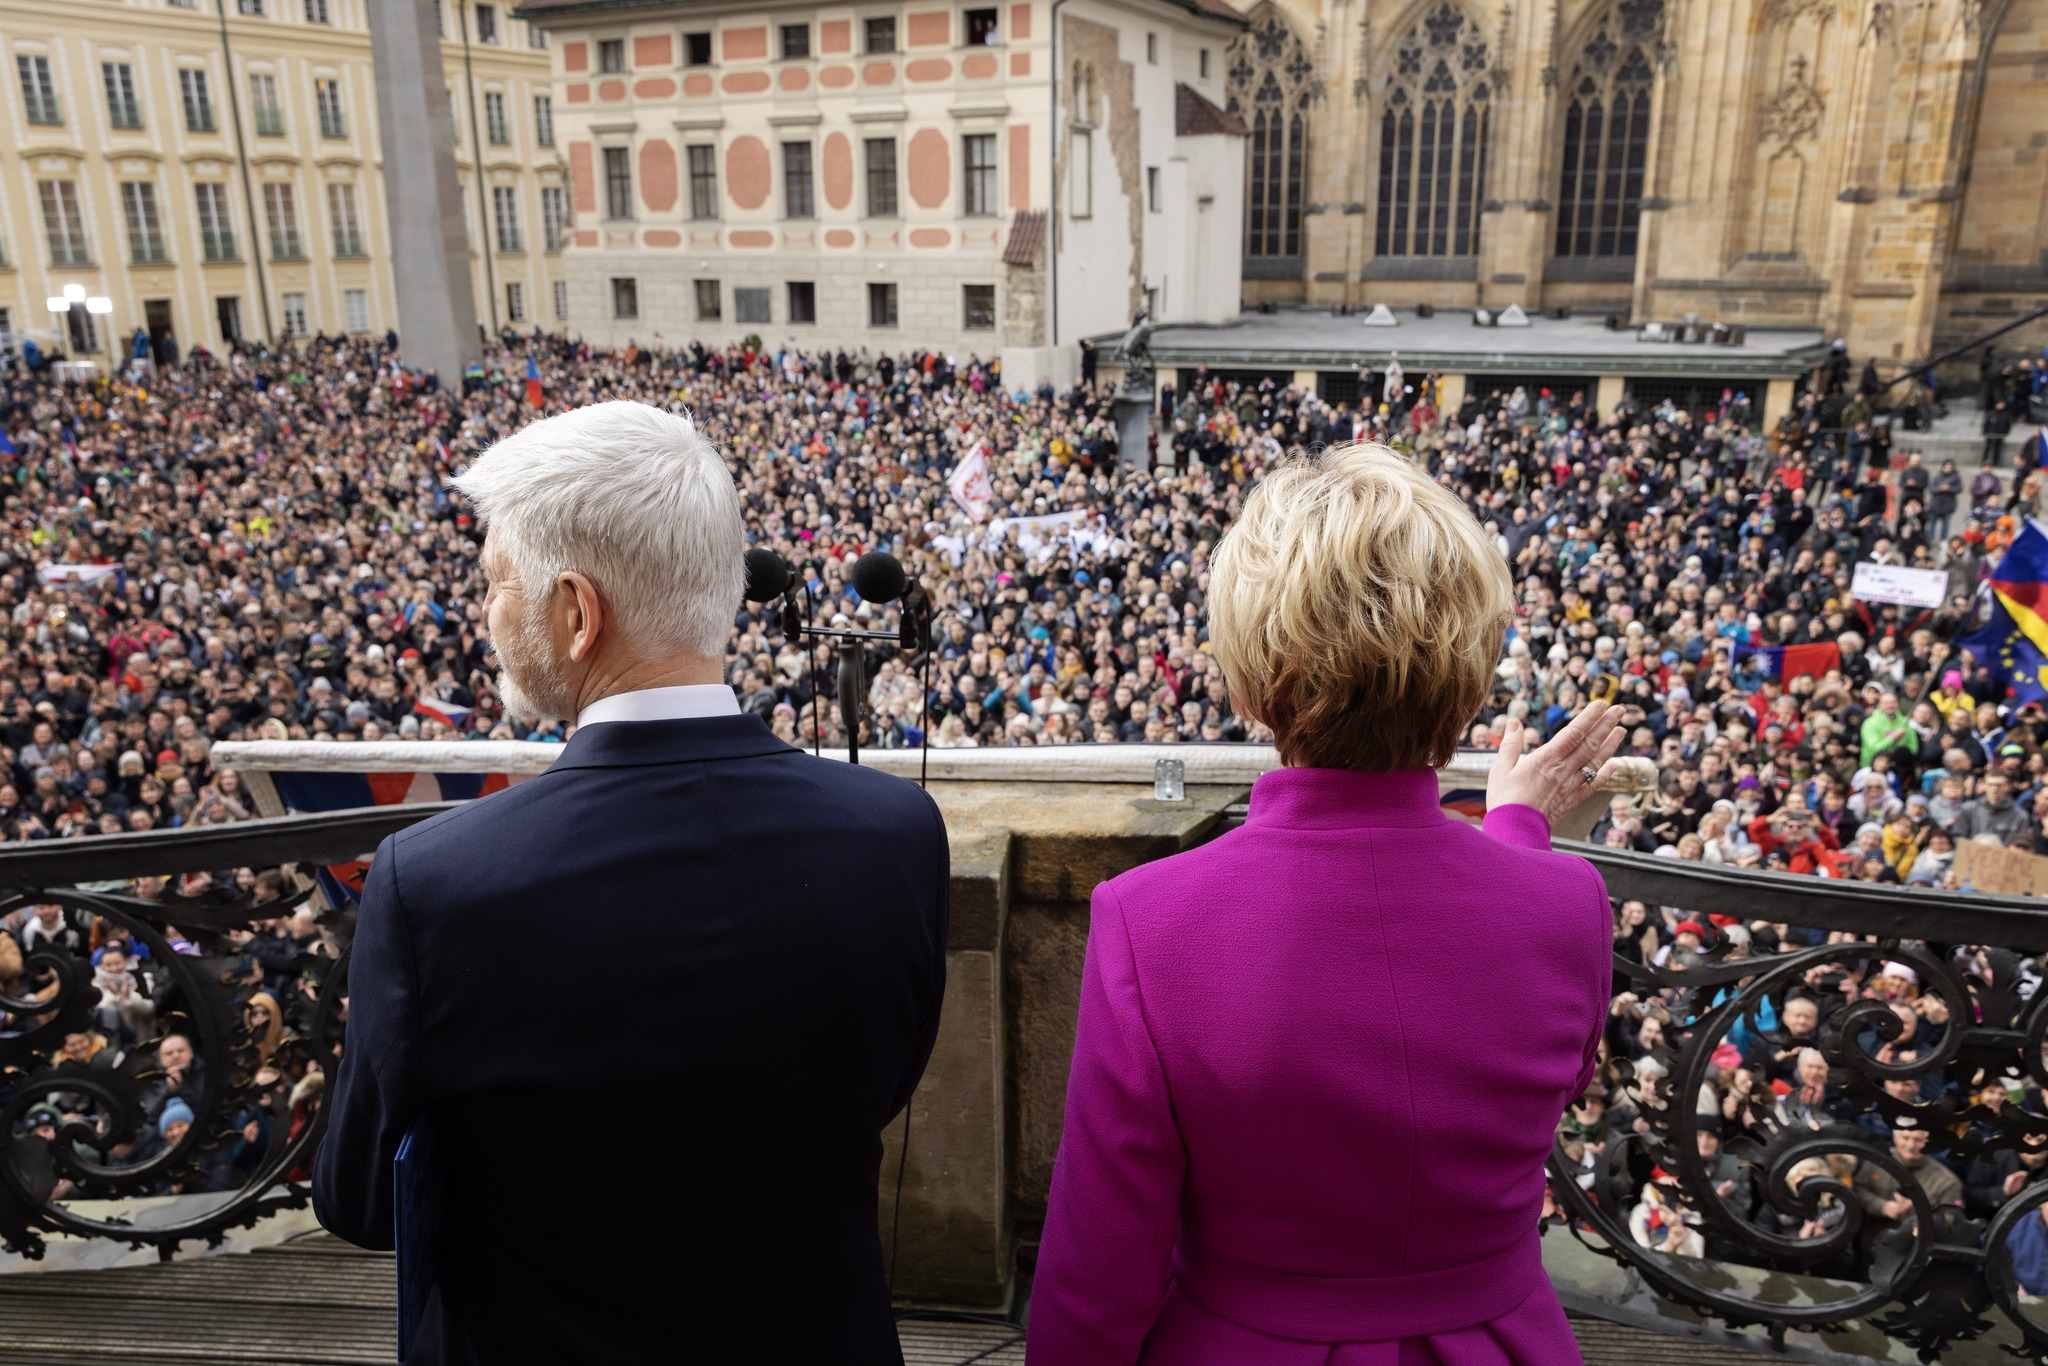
[985,510,1124,563]
[947,444,993,522]
[37,564,117,587]
[1850,561,1948,611]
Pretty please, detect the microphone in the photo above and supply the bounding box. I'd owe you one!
[743,548,791,603]
[899,582,930,653]
[850,550,908,605]
[836,642,865,748]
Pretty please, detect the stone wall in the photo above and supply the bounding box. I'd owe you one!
[879,779,1240,1307]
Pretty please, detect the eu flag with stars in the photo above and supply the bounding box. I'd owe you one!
[1959,516,2048,706]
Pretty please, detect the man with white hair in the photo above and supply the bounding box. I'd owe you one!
[314,401,950,1365]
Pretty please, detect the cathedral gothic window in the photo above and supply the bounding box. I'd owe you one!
[1553,0,1662,258]
[1227,10,1315,262]
[1374,3,1491,258]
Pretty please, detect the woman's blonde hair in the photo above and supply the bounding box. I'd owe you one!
[1210,444,1512,770]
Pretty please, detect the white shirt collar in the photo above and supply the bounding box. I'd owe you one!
[575,684,741,730]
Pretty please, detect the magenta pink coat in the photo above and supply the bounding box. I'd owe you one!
[1027,767,1611,1366]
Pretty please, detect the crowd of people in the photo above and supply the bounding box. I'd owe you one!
[7,327,2048,1262]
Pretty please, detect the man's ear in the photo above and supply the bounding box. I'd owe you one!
[558,571,606,663]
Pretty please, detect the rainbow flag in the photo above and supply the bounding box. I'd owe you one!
[1960,516,2048,705]
[525,355,544,409]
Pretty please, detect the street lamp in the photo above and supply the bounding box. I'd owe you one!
[46,289,115,359]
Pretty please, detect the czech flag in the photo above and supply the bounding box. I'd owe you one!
[1959,515,2048,705]
[525,355,545,409]
[2031,427,2048,469]
[413,697,473,728]
[1440,786,1488,822]
[1736,641,1842,683]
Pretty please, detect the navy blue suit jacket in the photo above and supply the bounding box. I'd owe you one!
[312,714,949,1364]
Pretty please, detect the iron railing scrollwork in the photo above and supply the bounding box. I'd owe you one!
[1547,842,2048,1361]
[0,805,448,1260]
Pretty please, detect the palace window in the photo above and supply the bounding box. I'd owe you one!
[249,71,284,136]
[39,180,90,265]
[963,133,996,216]
[783,141,814,218]
[328,183,365,256]
[1225,12,1313,262]
[121,181,168,262]
[263,182,303,259]
[1374,2,1491,259]
[1554,0,1661,259]
[864,138,896,217]
[688,145,718,219]
[103,63,142,130]
[603,147,632,219]
[195,182,237,260]
[18,55,60,126]
[180,69,216,132]
[316,77,347,139]
[541,185,570,249]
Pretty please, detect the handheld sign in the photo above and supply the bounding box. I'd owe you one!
[1851,562,1948,611]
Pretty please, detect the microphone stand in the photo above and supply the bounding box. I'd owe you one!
[799,623,898,766]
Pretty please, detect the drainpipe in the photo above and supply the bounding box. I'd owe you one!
[458,0,501,332]
[1047,0,1073,356]
[213,0,274,343]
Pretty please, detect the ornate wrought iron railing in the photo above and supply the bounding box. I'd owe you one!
[1550,841,2048,1362]
[21,795,2048,1364]
[0,805,448,1261]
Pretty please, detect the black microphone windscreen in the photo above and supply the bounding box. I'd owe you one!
[850,550,908,605]
[743,548,791,603]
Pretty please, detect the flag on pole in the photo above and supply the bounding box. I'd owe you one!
[1959,515,2048,705]
[525,355,545,408]
[947,444,993,521]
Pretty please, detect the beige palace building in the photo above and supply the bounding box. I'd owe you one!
[516,0,1250,386]
[0,0,560,360]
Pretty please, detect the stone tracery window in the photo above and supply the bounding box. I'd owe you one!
[1374,3,1491,258]
[1553,0,1662,258]
[1227,10,1314,261]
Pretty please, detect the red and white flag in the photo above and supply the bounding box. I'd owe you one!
[947,444,993,522]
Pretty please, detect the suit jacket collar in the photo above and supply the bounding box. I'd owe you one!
[545,713,793,772]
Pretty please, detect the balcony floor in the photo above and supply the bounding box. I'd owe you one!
[0,1234,1820,1365]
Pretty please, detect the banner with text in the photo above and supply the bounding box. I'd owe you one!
[1851,562,1949,611]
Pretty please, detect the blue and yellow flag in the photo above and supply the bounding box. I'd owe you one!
[1959,516,2048,705]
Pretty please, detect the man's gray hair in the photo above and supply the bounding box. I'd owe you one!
[453,400,744,659]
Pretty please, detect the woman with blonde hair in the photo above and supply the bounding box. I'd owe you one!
[1031,445,1623,1365]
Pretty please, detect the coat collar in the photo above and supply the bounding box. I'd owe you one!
[544,713,793,773]
[1243,767,1449,830]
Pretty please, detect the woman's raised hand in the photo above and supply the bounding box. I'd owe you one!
[1486,699,1627,828]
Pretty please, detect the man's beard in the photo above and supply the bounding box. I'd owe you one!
[493,602,573,725]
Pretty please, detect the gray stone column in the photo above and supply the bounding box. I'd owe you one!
[367,0,480,384]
